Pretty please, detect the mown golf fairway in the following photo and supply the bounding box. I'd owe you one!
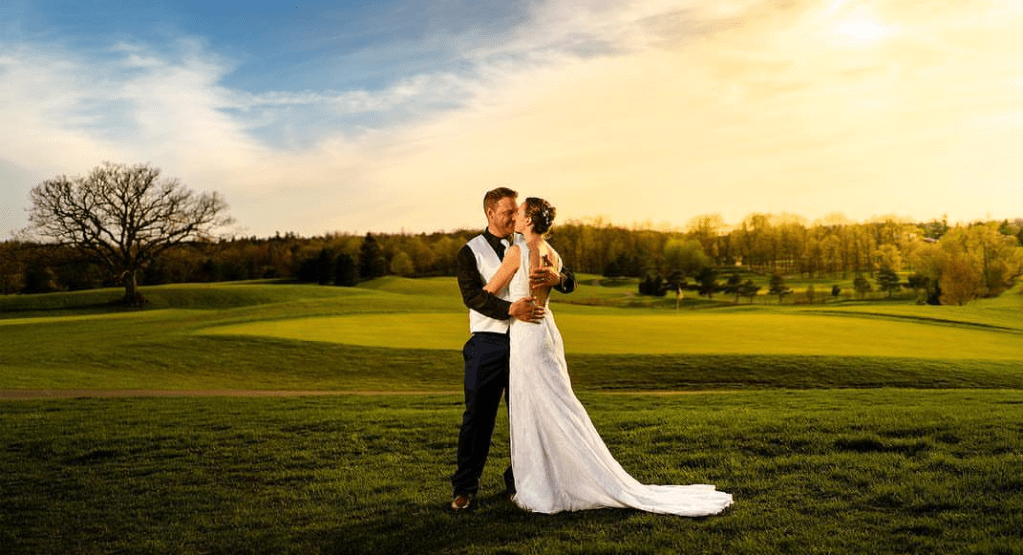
[3,280,1023,554]
[198,310,1023,358]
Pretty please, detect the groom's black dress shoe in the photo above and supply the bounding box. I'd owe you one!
[450,493,473,511]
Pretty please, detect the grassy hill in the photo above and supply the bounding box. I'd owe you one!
[1,277,1020,391]
[3,279,1023,554]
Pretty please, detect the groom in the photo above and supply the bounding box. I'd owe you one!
[450,187,576,511]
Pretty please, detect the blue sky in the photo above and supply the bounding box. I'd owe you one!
[2,0,523,144]
[2,0,1022,238]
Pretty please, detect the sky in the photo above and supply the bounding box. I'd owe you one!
[2,0,1022,238]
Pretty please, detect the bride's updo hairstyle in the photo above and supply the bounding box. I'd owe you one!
[524,197,556,235]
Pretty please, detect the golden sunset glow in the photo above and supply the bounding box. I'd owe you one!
[833,19,891,43]
[2,0,1022,236]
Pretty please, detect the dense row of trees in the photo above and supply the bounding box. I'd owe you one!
[0,230,476,295]
[555,213,1023,279]
[556,214,1023,305]
[5,162,1022,306]
[5,213,1021,305]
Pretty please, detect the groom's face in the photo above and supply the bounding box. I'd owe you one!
[487,196,517,238]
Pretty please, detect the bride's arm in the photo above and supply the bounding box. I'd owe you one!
[484,245,520,294]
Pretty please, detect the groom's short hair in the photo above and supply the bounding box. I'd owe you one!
[483,187,518,213]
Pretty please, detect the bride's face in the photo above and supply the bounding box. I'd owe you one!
[514,202,530,234]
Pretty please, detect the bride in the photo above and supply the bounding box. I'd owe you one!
[484,197,733,516]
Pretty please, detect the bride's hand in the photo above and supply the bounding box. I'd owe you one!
[530,266,561,289]
[510,296,544,324]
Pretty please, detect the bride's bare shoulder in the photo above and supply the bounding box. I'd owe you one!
[544,242,560,267]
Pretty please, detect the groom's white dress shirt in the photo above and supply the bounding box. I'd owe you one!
[466,234,513,334]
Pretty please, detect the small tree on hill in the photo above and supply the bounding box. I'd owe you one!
[738,279,761,303]
[724,272,743,303]
[940,254,984,306]
[697,266,719,298]
[768,274,791,303]
[603,256,622,279]
[26,162,232,304]
[664,270,685,294]
[853,274,873,298]
[638,272,667,296]
[876,264,901,298]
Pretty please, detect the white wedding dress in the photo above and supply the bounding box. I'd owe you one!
[508,242,733,515]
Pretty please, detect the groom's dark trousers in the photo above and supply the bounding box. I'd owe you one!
[451,331,515,497]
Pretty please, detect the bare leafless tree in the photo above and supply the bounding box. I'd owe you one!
[26,162,233,304]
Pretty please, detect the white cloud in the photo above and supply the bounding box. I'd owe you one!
[3,0,1023,239]
[227,72,474,117]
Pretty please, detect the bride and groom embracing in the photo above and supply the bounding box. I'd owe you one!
[451,187,732,515]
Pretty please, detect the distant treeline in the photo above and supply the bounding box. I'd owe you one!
[3,213,1022,304]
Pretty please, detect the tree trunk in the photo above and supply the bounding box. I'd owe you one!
[123,269,144,305]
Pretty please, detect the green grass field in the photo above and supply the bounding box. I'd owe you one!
[3,391,1022,554]
[2,277,1021,390]
[200,310,1022,358]
[2,278,1022,554]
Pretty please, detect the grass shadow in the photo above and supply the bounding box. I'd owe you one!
[318,495,658,555]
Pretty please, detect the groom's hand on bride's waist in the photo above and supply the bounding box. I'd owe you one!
[510,297,544,324]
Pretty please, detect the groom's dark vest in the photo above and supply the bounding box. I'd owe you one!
[466,234,513,334]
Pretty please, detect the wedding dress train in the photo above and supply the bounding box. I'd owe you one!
[508,243,733,515]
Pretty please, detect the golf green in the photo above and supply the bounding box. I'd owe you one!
[198,310,1023,358]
